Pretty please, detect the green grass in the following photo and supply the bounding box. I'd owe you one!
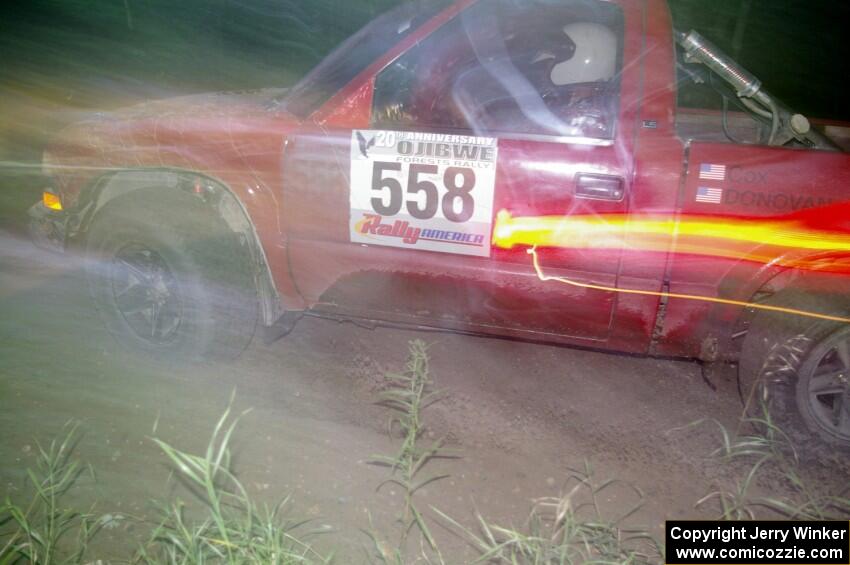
[0,423,103,565]
[0,399,329,564]
[367,339,452,563]
[677,404,850,522]
[3,350,849,564]
[435,461,660,565]
[136,393,330,564]
[366,341,661,565]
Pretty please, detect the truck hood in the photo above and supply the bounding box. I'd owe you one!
[44,87,302,176]
[95,87,295,122]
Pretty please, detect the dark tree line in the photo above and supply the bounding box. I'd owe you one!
[1,0,849,119]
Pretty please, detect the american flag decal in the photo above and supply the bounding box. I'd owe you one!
[696,186,723,204]
[699,163,727,181]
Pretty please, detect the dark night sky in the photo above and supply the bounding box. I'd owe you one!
[1,0,849,121]
[669,0,850,121]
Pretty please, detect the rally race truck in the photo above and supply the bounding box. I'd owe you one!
[29,0,850,453]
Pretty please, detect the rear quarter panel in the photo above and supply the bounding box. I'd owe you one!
[654,142,850,358]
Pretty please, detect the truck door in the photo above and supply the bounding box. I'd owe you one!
[284,0,640,343]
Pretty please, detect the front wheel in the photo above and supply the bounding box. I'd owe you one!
[85,188,258,364]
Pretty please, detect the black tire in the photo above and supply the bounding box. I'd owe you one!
[85,187,258,364]
[740,291,850,458]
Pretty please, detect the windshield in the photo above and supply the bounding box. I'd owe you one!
[284,0,453,118]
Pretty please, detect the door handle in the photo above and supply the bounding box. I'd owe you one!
[575,173,625,201]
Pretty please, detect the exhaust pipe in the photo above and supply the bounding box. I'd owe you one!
[678,30,762,99]
[676,29,839,150]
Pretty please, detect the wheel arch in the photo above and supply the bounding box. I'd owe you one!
[717,249,850,361]
[71,168,285,326]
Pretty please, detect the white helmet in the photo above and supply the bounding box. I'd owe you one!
[550,22,617,85]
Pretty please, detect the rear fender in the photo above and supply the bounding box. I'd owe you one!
[716,249,850,360]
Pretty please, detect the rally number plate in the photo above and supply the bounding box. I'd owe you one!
[349,129,498,257]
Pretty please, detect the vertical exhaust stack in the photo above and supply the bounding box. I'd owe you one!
[676,29,839,151]
[678,30,762,99]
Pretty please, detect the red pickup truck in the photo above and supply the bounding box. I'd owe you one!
[29,0,850,452]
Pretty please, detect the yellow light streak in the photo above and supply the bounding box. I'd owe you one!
[527,246,850,324]
[493,208,850,323]
[493,210,850,253]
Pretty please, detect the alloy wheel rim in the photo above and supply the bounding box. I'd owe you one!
[111,244,183,345]
[805,333,850,441]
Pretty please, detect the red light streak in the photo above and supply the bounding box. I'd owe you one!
[493,206,850,323]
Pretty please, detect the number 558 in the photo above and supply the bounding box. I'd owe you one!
[371,162,476,223]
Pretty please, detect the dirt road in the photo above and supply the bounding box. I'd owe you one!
[0,211,757,561]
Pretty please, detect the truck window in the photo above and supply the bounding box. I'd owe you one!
[283,0,453,119]
[372,0,624,141]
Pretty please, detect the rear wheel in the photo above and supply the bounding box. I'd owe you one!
[740,292,850,457]
[85,188,258,363]
[795,327,850,445]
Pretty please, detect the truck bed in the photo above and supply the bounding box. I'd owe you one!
[676,108,850,151]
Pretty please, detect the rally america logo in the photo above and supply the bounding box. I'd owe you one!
[355,213,486,247]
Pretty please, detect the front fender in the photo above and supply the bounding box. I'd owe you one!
[70,168,294,325]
